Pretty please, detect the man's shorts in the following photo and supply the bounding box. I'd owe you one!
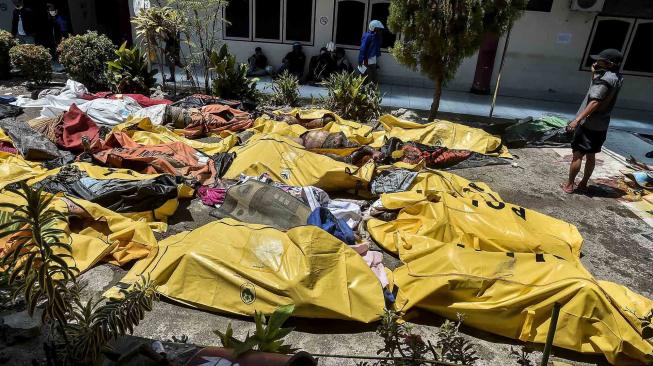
[571,125,607,154]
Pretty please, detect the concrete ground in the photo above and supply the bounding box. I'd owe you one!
[2,79,652,365]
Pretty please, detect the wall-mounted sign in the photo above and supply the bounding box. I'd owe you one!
[556,33,572,44]
[133,0,151,15]
[320,16,328,26]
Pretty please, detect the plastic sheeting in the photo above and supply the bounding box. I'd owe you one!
[367,192,583,260]
[0,152,48,189]
[105,219,385,323]
[224,134,374,192]
[0,191,160,270]
[375,115,511,158]
[11,80,142,126]
[93,132,218,186]
[0,120,69,161]
[392,239,653,365]
[27,162,193,222]
[112,117,237,155]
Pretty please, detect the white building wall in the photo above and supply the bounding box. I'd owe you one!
[492,0,652,110]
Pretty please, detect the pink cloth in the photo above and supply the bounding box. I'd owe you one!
[197,186,227,206]
[351,243,389,288]
[0,141,17,154]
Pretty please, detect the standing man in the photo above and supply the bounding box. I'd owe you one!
[358,20,384,84]
[562,49,624,194]
[11,0,35,44]
[46,3,69,55]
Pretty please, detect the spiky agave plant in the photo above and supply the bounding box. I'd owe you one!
[322,71,381,123]
[268,70,300,107]
[0,182,78,326]
[61,276,158,364]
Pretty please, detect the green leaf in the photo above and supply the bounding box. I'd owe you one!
[267,304,294,336]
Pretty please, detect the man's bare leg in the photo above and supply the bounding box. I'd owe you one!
[563,151,584,193]
[577,153,596,190]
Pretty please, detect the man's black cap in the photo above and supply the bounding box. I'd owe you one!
[590,48,623,64]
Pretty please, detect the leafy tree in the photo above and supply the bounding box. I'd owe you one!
[388,0,527,120]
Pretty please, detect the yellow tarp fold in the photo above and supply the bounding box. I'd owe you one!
[253,109,375,145]
[0,192,158,271]
[105,219,385,323]
[224,134,373,191]
[376,115,511,157]
[368,192,583,260]
[392,239,653,365]
[113,117,237,155]
[0,152,47,189]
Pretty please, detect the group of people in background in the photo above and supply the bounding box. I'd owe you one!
[247,20,385,85]
[247,42,351,85]
[11,0,70,57]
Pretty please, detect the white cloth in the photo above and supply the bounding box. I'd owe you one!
[17,15,26,36]
[302,186,362,229]
[131,104,167,125]
[78,97,142,126]
[11,79,142,126]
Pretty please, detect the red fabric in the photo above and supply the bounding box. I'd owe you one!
[58,104,100,152]
[92,132,217,185]
[82,92,172,107]
[176,104,254,139]
[0,141,17,154]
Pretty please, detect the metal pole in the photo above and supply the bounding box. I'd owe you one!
[541,302,562,366]
[489,26,512,118]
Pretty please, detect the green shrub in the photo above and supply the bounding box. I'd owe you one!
[106,42,157,94]
[210,44,258,102]
[9,44,52,86]
[268,70,300,107]
[0,30,17,79]
[322,71,381,123]
[58,31,116,90]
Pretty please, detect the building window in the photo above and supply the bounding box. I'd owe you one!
[582,16,652,76]
[335,0,397,49]
[223,0,315,44]
[225,0,250,39]
[526,0,553,12]
[369,1,395,48]
[622,20,653,75]
[335,0,368,47]
[285,0,314,43]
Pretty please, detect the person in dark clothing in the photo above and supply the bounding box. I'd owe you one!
[278,42,306,80]
[164,32,183,82]
[46,3,69,55]
[306,47,336,85]
[334,47,353,73]
[247,47,273,76]
[562,49,624,194]
[358,20,384,84]
[11,0,35,44]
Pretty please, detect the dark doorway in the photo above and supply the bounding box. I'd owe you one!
[94,0,132,45]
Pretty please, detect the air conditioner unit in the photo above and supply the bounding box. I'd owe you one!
[570,0,605,12]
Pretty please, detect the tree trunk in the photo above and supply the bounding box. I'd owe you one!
[429,76,442,121]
